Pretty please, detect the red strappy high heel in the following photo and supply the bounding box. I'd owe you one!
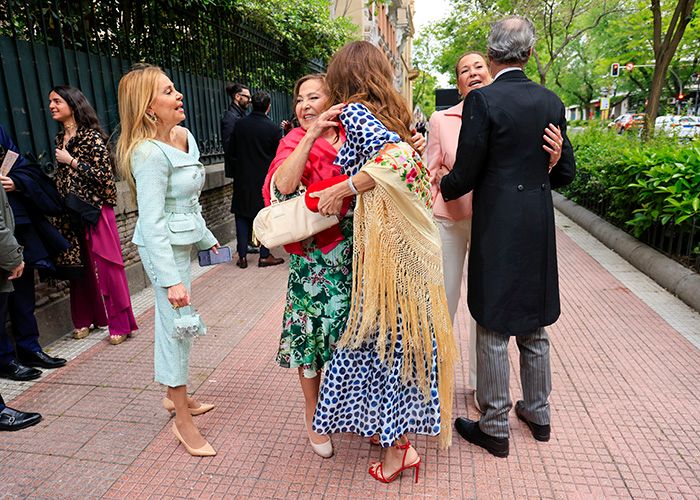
[368,440,421,483]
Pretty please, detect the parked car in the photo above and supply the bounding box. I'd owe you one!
[611,113,645,134]
[608,114,630,132]
[655,115,700,138]
[608,113,644,134]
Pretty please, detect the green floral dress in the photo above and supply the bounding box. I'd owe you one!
[276,217,353,378]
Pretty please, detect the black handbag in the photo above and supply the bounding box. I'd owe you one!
[64,192,101,226]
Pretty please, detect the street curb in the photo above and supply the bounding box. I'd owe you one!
[553,191,700,313]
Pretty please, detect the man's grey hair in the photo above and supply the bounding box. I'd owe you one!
[487,16,536,65]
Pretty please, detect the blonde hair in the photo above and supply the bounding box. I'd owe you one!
[115,64,165,195]
[326,41,413,143]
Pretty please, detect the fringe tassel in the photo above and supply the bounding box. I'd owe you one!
[338,184,458,449]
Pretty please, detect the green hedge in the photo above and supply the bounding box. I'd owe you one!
[567,119,606,128]
[560,128,699,257]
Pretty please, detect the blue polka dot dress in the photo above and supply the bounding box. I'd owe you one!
[312,103,443,447]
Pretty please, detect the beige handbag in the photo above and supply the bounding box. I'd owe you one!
[253,175,339,248]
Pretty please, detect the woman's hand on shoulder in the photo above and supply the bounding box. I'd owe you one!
[305,103,344,141]
[543,123,563,172]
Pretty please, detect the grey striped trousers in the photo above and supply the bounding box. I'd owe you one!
[476,324,551,439]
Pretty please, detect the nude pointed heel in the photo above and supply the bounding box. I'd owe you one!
[162,397,215,417]
[305,412,333,458]
[171,422,216,457]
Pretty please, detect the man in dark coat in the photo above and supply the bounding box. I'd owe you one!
[440,16,575,458]
[228,91,284,269]
[221,82,250,179]
[0,182,43,431]
[0,125,68,381]
[222,82,260,255]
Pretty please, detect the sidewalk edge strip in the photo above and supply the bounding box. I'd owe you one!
[553,191,700,313]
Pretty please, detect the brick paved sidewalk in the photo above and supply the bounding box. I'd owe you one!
[1,213,699,499]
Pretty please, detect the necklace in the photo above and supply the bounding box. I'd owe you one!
[63,121,77,132]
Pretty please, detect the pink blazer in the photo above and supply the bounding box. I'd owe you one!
[427,101,472,220]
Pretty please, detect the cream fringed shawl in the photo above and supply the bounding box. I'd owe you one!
[338,142,458,449]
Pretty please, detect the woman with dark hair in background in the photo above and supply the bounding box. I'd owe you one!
[49,85,137,345]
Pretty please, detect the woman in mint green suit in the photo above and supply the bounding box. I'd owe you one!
[116,64,219,457]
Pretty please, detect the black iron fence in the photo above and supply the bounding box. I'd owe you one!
[0,0,323,165]
[562,190,700,273]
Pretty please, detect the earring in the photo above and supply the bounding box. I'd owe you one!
[147,113,158,123]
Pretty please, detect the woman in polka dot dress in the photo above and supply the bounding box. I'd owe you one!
[309,41,458,484]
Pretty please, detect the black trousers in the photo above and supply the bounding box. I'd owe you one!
[0,270,41,364]
[235,215,270,259]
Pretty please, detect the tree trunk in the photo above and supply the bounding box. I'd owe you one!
[643,62,668,140]
[532,49,547,86]
[643,0,697,140]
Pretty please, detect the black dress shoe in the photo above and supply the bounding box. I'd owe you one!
[236,257,248,269]
[246,244,260,254]
[515,400,550,442]
[17,350,67,370]
[0,360,42,381]
[258,255,284,267]
[455,417,509,458]
[0,405,42,431]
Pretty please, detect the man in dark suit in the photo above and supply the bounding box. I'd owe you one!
[0,125,67,381]
[440,16,575,458]
[222,83,259,256]
[221,82,250,178]
[0,161,42,431]
[228,91,284,269]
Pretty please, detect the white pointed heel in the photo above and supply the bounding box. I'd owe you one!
[305,412,333,458]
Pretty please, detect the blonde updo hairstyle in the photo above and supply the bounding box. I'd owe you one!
[115,64,167,195]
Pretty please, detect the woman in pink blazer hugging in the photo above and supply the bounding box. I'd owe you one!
[427,51,563,411]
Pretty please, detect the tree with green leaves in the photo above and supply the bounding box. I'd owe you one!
[421,0,700,125]
[412,70,437,116]
[525,0,626,85]
[643,0,697,138]
[425,0,624,86]
[231,0,356,64]
[412,31,441,117]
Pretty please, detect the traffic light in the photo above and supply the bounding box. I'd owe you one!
[611,63,620,77]
[678,92,685,101]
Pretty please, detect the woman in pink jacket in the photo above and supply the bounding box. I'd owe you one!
[427,51,563,410]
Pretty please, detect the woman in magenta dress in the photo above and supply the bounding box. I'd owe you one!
[49,85,138,344]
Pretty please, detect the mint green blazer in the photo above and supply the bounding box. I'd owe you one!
[131,129,217,287]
